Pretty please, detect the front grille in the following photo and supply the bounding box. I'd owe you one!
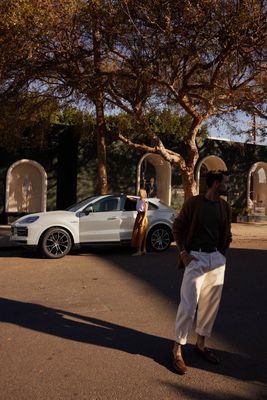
[12,226,28,237]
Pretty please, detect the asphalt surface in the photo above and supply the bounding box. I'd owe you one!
[0,225,267,400]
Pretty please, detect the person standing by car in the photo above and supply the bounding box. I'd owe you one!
[145,177,157,198]
[171,170,232,375]
[131,189,149,256]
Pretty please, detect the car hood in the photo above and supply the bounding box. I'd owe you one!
[13,210,76,225]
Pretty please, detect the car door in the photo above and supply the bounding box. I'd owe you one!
[79,196,122,243]
[119,197,158,241]
[119,196,137,241]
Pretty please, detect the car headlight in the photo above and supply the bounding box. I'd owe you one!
[19,216,40,224]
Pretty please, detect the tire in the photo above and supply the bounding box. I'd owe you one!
[40,227,72,259]
[146,224,172,252]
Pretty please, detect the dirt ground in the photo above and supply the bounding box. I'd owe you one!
[231,222,267,250]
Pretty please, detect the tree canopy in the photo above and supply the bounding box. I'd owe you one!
[0,0,266,198]
[105,0,266,196]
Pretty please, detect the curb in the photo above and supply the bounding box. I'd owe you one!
[0,226,13,248]
[0,225,11,230]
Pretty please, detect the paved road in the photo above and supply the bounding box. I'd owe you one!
[0,229,267,399]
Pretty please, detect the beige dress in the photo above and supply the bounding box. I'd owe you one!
[131,198,148,249]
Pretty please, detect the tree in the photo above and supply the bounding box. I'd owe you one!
[105,0,266,198]
[0,0,81,148]
[0,0,113,194]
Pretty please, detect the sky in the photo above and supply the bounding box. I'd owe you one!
[208,112,267,146]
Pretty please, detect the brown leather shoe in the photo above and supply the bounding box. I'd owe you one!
[195,344,220,365]
[171,353,187,375]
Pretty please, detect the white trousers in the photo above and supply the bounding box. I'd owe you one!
[175,250,226,345]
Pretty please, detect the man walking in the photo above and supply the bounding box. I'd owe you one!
[172,170,232,374]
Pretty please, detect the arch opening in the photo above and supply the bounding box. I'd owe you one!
[247,162,267,216]
[137,154,172,205]
[196,155,227,195]
[5,159,47,217]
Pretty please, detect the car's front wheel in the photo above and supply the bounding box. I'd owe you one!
[146,224,172,252]
[40,227,72,259]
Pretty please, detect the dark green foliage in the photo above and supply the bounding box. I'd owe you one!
[107,140,141,195]
[200,139,267,208]
[1,106,265,219]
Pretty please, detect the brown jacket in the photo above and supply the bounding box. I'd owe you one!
[173,194,232,268]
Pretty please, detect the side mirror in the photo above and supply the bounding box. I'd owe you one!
[76,206,93,218]
[84,206,93,215]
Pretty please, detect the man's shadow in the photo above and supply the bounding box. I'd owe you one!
[0,297,173,370]
[1,297,267,384]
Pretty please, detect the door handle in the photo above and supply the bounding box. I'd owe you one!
[107,217,119,220]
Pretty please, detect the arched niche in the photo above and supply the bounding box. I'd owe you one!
[137,154,172,205]
[5,159,47,214]
[195,155,227,195]
[247,162,267,216]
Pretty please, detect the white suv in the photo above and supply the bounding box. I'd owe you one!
[10,194,176,258]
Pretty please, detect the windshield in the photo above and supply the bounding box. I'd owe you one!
[65,196,98,212]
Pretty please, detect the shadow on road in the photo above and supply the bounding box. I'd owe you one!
[1,297,267,385]
[161,380,267,400]
[1,296,172,370]
[0,248,38,258]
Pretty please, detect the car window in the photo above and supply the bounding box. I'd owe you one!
[93,197,120,212]
[148,201,158,210]
[66,196,98,212]
[124,197,137,211]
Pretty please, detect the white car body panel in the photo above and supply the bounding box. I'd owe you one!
[119,210,137,241]
[79,211,122,242]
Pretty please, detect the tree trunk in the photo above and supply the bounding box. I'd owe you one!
[181,119,202,199]
[95,93,108,195]
[93,4,108,195]
[182,169,197,200]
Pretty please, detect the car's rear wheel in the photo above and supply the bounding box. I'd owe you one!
[146,224,172,252]
[40,227,72,259]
